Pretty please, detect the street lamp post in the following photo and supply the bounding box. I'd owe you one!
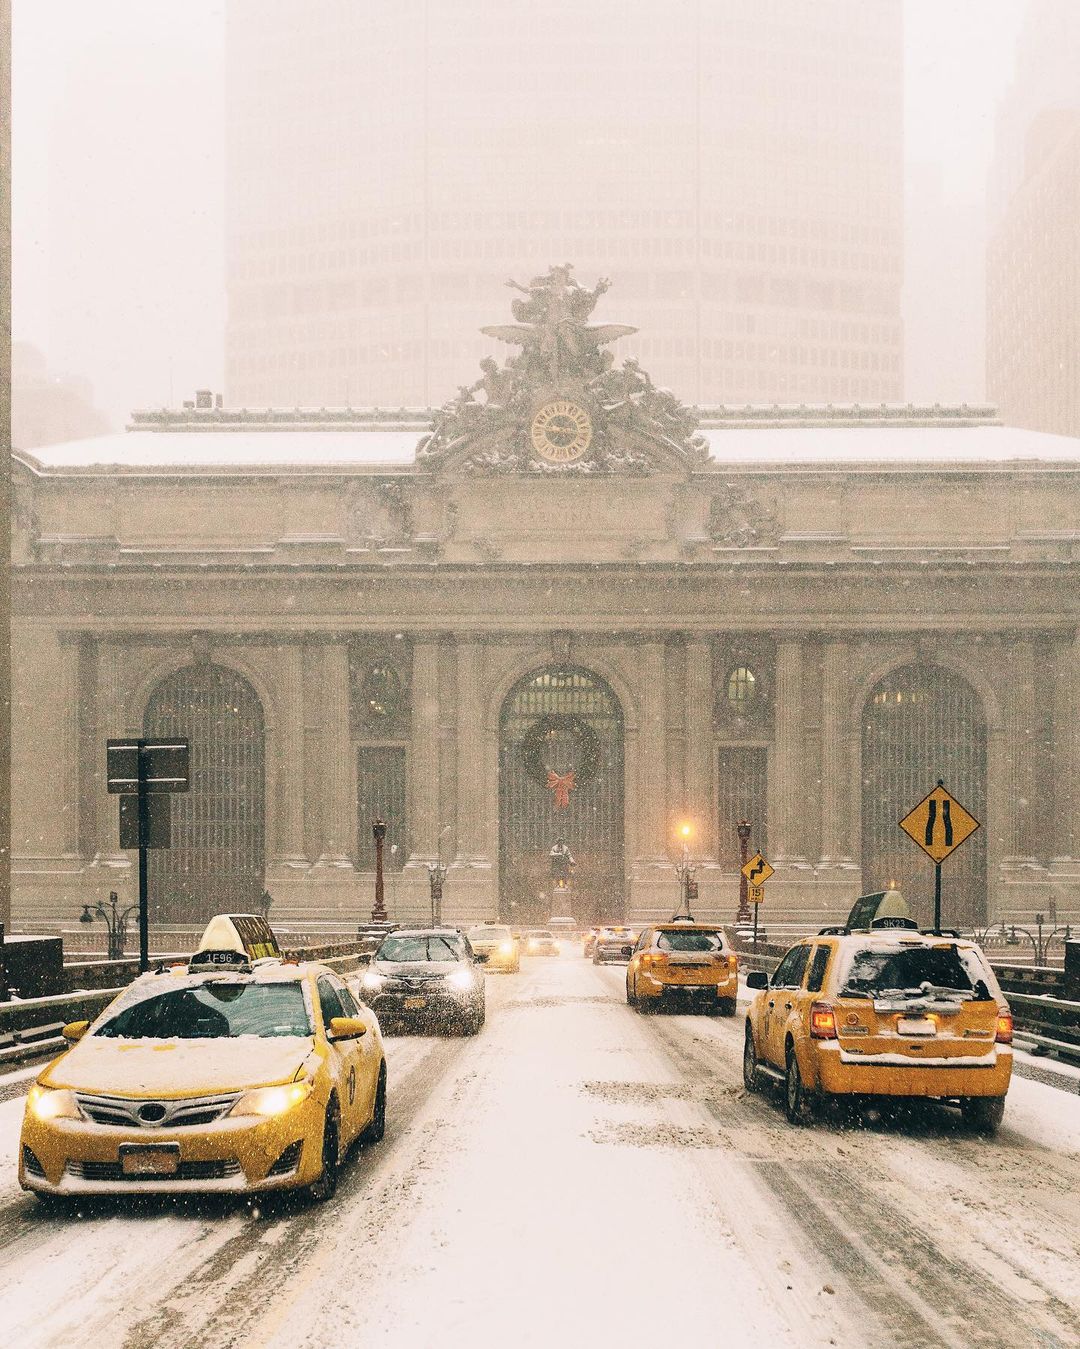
[371,818,388,923]
[1006,915,1072,967]
[427,860,447,927]
[673,823,696,921]
[80,890,138,962]
[735,819,752,924]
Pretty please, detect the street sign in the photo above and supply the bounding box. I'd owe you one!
[748,883,765,904]
[741,852,774,885]
[119,795,171,849]
[899,781,980,864]
[107,739,190,794]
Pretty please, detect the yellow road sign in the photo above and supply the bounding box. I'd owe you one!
[748,883,765,904]
[899,781,980,864]
[742,853,774,885]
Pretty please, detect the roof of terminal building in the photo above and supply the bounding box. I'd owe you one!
[14,401,1080,476]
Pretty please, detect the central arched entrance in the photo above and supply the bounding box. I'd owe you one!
[145,662,266,924]
[499,666,624,926]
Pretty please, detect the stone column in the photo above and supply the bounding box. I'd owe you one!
[455,638,486,862]
[637,641,668,860]
[315,638,353,864]
[408,638,440,863]
[770,637,807,864]
[93,637,131,863]
[1051,630,1080,866]
[57,633,82,856]
[684,640,715,858]
[819,640,854,866]
[276,641,308,863]
[1003,639,1037,865]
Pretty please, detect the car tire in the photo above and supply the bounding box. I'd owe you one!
[359,1064,387,1145]
[784,1045,814,1126]
[960,1094,1006,1136]
[307,1101,340,1203]
[626,978,637,1008]
[742,1025,761,1092]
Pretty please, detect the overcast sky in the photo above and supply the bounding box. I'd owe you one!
[12,0,1028,426]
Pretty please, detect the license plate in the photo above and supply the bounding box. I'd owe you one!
[120,1145,180,1177]
[897,1018,936,1037]
[404,996,427,1010]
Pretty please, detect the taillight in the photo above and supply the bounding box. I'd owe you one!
[810,1002,837,1040]
[995,1010,1013,1044]
[728,954,738,974]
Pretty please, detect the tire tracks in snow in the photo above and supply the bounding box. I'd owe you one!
[637,1000,1080,1348]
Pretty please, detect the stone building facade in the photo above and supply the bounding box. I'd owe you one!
[10,273,1080,936]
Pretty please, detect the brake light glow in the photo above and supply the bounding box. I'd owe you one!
[995,1010,1013,1044]
[810,1002,837,1040]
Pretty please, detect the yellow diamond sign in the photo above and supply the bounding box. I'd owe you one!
[741,853,774,885]
[899,781,980,864]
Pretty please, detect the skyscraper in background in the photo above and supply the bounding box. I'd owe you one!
[225,0,903,411]
[987,0,1080,438]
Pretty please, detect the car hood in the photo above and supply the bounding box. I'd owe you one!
[42,1035,313,1097]
[374,961,460,978]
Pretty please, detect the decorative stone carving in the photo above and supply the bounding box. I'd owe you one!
[416,264,708,476]
[708,482,781,548]
[346,480,414,546]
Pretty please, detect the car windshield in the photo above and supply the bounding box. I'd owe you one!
[839,945,987,999]
[470,927,510,942]
[378,934,466,963]
[656,930,723,952]
[94,982,312,1039]
[529,931,553,940]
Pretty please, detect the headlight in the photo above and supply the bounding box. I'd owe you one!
[27,1085,82,1122]
[230,1081,313,1118]
[498,941,514,955]
[361,970,385,993]
[447,968,475,992]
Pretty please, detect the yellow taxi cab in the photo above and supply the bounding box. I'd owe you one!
[18,915,387,1203]
[466,923,520,973]
[742,914,1013,1133]
[626,924,738,1015]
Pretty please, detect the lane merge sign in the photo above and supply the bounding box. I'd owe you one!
[742,852,774,886]
[899,780,980,864]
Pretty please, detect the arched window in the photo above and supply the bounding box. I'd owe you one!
[725,665,758,711]
[862,664,986,927]
[145,663,265,924]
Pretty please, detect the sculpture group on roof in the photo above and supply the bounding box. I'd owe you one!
[417,264,707,473]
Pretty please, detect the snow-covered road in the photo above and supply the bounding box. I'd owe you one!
[0,953,1078,1349]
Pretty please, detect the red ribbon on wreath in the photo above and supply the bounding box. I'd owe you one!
[546,769,576,809]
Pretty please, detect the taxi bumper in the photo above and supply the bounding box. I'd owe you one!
[18,1096,324,1196]
[637,970,738,1001]
[813,1042,1013,1099]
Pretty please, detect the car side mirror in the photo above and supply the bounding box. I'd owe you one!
[745,971,769,991]
[328,1016,368,1042]
[62,1020,90,1043]
[474,951,489,964]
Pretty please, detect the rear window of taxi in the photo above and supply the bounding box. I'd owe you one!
[836,942,995,1001]
[655,929,725,953]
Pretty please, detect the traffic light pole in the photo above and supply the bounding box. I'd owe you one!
[137,741,150,972]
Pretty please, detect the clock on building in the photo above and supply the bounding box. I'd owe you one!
[530,400,593,463]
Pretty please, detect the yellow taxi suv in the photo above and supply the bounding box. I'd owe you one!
[466,924,520,974]
[742,921,1013,1133]
[19,915,387,1203]
[626,924,739,1015]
